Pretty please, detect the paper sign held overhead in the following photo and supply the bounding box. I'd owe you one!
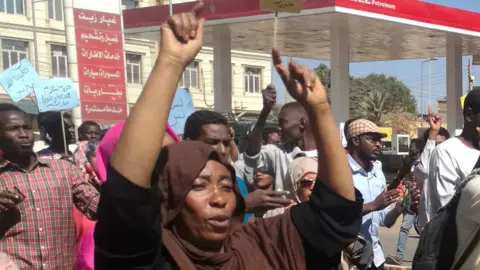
[168,88,195,135]
[260,0,304,13]
[34,78,79,112]
[0,59,39,102]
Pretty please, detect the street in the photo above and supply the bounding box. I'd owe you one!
[379,217,419,268]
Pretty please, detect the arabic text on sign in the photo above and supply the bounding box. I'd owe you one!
[82,84,124,97]
[82,67,121,79]
[33,78,79,112]
[259,0,304,13]
[80,48,122,61]
[79,30,120,46]
[0,59,39,102]
[84,104,124,114]
[77,12,118,26]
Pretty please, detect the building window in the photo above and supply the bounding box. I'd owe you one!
[48,0,63,21]
[51,44,67,77]
[1,39,28,70]
[121,0,138,10]
[179,61,198,89]
[126,54,141,84]
[0,0,24,15]
[244,67,262,93]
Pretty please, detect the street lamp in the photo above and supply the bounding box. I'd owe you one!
[420,57,438,124]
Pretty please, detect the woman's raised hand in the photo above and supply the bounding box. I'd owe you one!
[159,2,205,67]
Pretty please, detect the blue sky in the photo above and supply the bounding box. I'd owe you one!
[273,0,480,113]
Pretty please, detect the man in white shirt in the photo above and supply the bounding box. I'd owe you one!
[414,107,450,232]
[244,86,317,193]
[425,90,480,228]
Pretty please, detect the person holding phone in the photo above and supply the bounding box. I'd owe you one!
[344,119,417,270]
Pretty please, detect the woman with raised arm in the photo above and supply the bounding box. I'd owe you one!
[94,3,363,269]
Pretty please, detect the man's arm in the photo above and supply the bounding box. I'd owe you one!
[414,139,436,186]
[244,86,276,167]
[71,163,99,220]
[382,204,403,228]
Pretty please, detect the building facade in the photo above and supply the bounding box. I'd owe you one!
[0,0,271,121]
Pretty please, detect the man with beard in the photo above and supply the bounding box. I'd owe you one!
[345,119,407,270]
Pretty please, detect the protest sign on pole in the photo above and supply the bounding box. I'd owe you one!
[0,59,39,102]
[168,88,195,135]
[260,0,304,13]
[34,78,79,112]
[34,78,80,155]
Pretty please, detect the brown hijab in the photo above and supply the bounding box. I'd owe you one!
[154,141,306,270]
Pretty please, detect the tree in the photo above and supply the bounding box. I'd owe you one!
[314,64,331,102]
[314,65,417,126]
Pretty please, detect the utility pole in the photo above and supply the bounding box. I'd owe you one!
[468,58,474,91]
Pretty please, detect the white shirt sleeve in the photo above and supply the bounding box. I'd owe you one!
[414,139,436,185]
[428,146,459,217]
[243,144,282,171]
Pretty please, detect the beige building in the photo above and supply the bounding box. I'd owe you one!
[0,0,270,118]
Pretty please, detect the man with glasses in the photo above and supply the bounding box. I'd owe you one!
[345,119,405,270]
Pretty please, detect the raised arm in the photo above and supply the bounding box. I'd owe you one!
[94,5,206,268]
[110,4,205,188]
[245,86,276,157]
[272,50,362,263]
[272,50,354,200]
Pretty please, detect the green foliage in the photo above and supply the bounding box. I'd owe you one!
[314,64,417,124]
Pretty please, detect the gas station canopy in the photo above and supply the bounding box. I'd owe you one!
[123,0,480,62]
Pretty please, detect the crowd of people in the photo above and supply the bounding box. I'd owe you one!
[0,3,479,269]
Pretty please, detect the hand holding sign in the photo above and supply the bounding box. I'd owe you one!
[168,88,195,135]
[34,78,79,112]
[0,59,39,102]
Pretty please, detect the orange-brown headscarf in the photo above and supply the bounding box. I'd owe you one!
[154,141,306,270]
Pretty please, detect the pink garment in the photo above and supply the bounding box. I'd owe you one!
[74,122,180,269]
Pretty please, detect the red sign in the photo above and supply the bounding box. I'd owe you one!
[75,28,123,50]
[74,8,127,122]
[79,82,126,103]
[77,47,124,67]
[81,101,127,121]
[73,9,121,31]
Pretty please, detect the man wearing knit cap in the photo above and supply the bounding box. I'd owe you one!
[345,119,405,270]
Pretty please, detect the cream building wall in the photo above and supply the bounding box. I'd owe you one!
[0,0,156,109]
[0,0,270,115]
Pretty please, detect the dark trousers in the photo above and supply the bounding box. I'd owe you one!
[368,264,385,270]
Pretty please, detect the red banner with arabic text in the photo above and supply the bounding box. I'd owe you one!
[74,8,127,122]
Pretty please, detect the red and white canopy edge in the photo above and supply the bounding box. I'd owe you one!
[123,0,480,133]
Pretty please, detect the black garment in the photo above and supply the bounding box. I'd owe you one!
[94,166,363,269]
[367,264,385,270]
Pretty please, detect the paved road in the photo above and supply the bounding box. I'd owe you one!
[379,217,419,266]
